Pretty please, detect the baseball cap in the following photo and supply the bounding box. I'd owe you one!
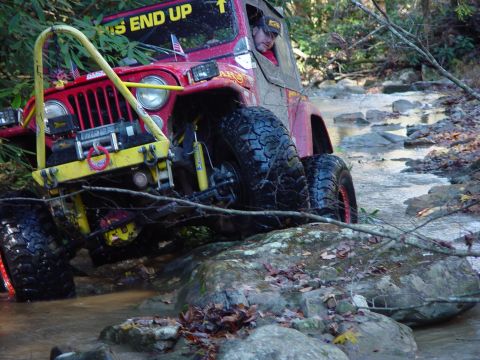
[257,16,281,36]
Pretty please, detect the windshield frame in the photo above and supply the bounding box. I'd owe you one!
[103,0,240,59]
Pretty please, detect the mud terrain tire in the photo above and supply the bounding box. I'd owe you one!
[0,203,75,301]
[218,106,309,233]
[303,154,357,223]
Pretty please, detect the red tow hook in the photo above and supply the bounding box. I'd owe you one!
[86,144,111,171]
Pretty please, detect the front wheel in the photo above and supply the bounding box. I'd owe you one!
[215,107,309,234]
[0,204,75,301]
[303,154,357,223]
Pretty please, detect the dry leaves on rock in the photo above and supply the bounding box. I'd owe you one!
[178,303,258,360]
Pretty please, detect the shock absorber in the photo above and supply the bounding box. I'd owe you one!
[193,130,209,191]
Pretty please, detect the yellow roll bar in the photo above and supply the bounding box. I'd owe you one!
[33,25,183,169]
[123,82,184,91]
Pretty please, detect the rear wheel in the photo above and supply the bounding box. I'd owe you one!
[215,106,309,234]
[303,154,357,223]
[0,203,75,301]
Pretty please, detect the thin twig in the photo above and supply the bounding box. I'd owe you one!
[80,185,480,258]
[350,0,480,100]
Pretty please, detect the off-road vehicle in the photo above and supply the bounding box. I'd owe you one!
[0,0,357,302]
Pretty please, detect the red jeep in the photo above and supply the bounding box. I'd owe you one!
[0,0,357,301]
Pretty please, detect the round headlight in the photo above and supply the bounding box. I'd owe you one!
[144,115,164,134]
[45,100,68,119]
[136,76,169,110]
[44,100,68,134]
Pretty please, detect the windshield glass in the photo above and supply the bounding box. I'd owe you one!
[104,0,237,57]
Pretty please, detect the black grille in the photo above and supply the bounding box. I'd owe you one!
[68,85,135,130]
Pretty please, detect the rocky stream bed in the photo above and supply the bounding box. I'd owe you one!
[2,77,480,360]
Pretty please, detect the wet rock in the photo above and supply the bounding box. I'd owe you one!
[398,68,421,83]
[300,287,344,318]
[380,132,407,144]
[450,106,467,120]
[404,182,480,217]
[333,112,369,125]
[336,300,357,315]
[292,317,326,332]
[421,64,443,81]
[217,325,349,360]
[341,131,406,148]
[404,138,436,147]
[335,79,366,96]
[365,109,392,123]
[346,253,479,327]
[335,311,417,360]
[100,318,180,352]
[392,99,422,113]
[406,124,428,137]
[371,123,403,132]
[318,266,339,282]
[382,81,413,94]
[140,223,478,350]
[52,345,117,360]
[246,291,287,315]
[314,80,365,98]
[342,133,392,147]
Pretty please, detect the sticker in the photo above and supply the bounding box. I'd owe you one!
[106,4,194,34]
[219,70,249,87]
[86,71,106,80]
[235,53,255,70]
[216,0,226,13]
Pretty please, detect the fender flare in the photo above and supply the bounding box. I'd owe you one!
[290,100,333,157]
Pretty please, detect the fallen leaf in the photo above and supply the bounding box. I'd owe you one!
[333,329,359,345]
[321,251,337,260]
[460,194,473,203]
[299,286,313,293]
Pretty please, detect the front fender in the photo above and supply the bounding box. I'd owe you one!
[290,100,333,158]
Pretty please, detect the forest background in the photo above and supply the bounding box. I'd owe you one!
[0,0,479,110]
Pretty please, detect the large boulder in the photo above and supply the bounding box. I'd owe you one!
[334,311,417,360]
[65,223,480,360]
[392,99,422,113]
[341,131,407,148]
[218,325,348,360]
[366,109,392,123]
[382,81,413,94]
[333,112,369,126]
[142,224,478,348]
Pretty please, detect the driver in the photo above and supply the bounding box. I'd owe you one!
[252,16,281,66]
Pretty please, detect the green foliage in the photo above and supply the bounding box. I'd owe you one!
[455,2,475,21]
[1,0,479,101]
[432,35,475,67]
[0,140,33,191]
[0,0,155,108]
[358,208,380,225]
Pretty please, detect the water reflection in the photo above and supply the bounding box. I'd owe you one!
[0,291,156,360]
[312,91,445,149]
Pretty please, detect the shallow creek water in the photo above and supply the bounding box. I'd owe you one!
[1,91,480,359]
[313,92,480,360]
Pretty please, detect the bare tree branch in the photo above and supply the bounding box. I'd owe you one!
[364,292,480,312]
[78,185,479,258]
[309,25,386,86]
[350,0,480,101]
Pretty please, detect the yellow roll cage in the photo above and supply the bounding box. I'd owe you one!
[31,24,183,170]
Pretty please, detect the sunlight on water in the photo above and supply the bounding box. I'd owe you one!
[0,291,156,360]
[314,91,480,360]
